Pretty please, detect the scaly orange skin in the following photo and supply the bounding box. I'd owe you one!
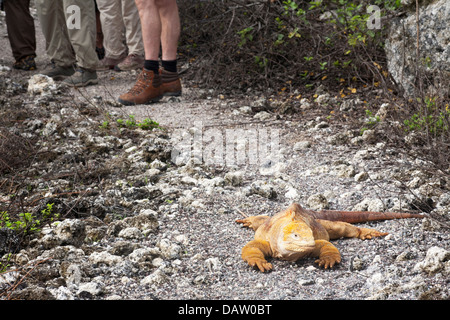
[236,203,422,272]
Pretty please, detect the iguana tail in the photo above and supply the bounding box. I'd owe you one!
[309,209,424,224]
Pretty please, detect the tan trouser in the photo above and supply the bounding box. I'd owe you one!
[35,0,98,70]
[96,0,144,59]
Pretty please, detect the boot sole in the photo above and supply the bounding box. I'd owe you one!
[63,79,99,87]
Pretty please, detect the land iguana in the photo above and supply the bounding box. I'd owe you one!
[236,203,424,272]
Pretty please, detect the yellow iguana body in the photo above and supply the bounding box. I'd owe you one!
[236,203,423,272]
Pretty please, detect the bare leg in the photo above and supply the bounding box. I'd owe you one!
[134,0,180,61]
[135,0,161,60]
[159,0,180,61]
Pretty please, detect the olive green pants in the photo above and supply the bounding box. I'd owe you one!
[35,0,98,70]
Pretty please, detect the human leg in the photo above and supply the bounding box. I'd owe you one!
[4,0,36,68]
[61,0,99,86]
[158,0,180,63]
[118,0,182,104]
[157,0,181,95]
[35,0,76,68]
[114,0,145,71]
[122,0,144,57]
[134,0,162,63]
[118,0,162,105]
[96,0,127,70]
[94,1,105,60]
[134,0,180,65]
[96,0,127,60]
[63,0,98,71]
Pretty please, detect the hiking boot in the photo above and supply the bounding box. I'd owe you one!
[96,54,126,71]
[13,55,37,71]
[40,64,75,80]
[118,69,162,105]
[160,68,182,96]
[114,54,144,71]
[62,68,98,87]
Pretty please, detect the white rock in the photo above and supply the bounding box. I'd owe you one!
[239,106,252,114]
[354,171,369,182]
[158,238,182,259]
[77,282,104,296]
[367,199,385,212]
[293,141,312,151]
[89,251,122,266]
[307,194,329,210]
[54,219,86,247]
[259,161,286,177]
[28,74,57,96]
[285,187,299,200]
[333,164,356,178]
[128,248,157,263]
[362,129,376,144]
[65,264,82,286]
[414,246,450,274]
[0,65,11,72]
[205,257,221,271]
[181,176,198,185]
[375,103,390,120]
[353,199,385,212]
[253,111,272,120]
[140,269,168,286]
[118,227,143,239]
[224,171,244,186]
[191,199,205,209]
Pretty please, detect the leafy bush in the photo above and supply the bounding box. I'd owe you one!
[0,203,59,235]
[178,0,401,93]
[403,97,450,136]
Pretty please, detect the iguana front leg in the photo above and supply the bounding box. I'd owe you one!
[312,240,341,269]
[241,239,273,272]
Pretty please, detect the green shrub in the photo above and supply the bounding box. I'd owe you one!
[0,203,59,235]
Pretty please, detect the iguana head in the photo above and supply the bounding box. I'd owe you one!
[272,220,316,261]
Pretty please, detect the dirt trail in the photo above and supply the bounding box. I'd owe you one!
[1,9,448,301]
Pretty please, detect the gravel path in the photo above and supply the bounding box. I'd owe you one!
[0,8,448,301]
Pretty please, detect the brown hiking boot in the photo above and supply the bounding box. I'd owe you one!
[114,54,145,71]
[160,68,182,97]
[96,53,127,71]
[118,69,162,105]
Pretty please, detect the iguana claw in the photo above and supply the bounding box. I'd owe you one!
[315,255,341,269]
[248,259,273,272]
